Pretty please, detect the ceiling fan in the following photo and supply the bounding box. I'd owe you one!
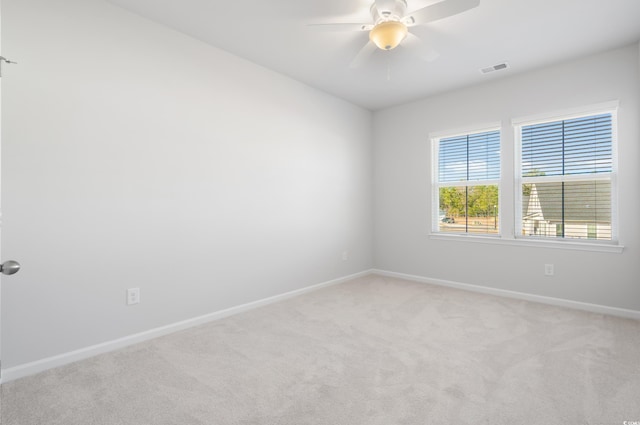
[309,0,480,68]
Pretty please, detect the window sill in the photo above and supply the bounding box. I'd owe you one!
[428,233,624,253]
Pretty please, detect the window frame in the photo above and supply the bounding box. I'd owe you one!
[513,102,619,245]
[431,123,502,236]
[427,102,623,253]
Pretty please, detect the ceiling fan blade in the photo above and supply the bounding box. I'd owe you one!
[349,41,378,68]
[405,0,480,26]
[307,23,372,32]
[402,33,440,62]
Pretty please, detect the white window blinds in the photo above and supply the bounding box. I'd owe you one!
[519,113,615,241]
[439,131,501,182]
[521,114,612,177]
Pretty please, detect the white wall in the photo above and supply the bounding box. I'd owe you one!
[1,0,373,369]
[374,44,640,311]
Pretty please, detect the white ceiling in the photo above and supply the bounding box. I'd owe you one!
[106,0,640,110]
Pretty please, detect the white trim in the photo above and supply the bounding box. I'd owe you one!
[431,137,440,233]
[427,232,624,253]
[520,173,612,184]
[510,100,619,126]
[437,178,501,188]
[372,269,640,320]
[0,270,373,384]
[610,110,620,241]
[429,121,502,140]
[514,122,524,232]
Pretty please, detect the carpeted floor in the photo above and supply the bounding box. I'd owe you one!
[2,274,640,424]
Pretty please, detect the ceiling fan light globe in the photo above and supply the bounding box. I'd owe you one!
[369,21,407,50]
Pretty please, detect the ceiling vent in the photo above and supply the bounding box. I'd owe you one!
[480,62,509,74]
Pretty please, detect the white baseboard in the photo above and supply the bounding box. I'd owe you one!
[1,269,374,384]
[6,268,635,384]
[372,269,640,321]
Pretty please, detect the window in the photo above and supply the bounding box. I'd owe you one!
[515,110,616,242]
[432,128,500,235]
[429,103,621,252]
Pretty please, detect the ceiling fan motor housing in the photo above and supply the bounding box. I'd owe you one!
[370,0,408,23]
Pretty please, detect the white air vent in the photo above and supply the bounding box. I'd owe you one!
[480,62,509,74]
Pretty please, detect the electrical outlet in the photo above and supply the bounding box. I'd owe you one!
[342,251,349,261]
[127,288,140,305]
[544,264,554,276]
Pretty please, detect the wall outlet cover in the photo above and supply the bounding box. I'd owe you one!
[127,288,140,305]
[544,264,554,276]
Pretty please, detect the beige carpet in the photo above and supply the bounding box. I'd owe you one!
[2,274,640,424]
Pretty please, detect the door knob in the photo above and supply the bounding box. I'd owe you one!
[0,260,21,275]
